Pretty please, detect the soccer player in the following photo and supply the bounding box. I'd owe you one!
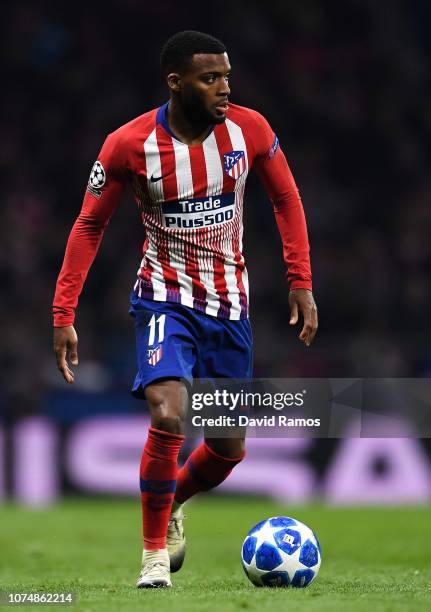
[53,31,317,588]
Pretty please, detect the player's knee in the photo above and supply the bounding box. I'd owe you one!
[228,438,245,458]
[145,394,187,433]
[206,437,246,459]
[151,409,185,434]
[145,380,188,433]
[230,438,246,459]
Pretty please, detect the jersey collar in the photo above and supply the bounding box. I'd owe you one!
[156,101,215,144]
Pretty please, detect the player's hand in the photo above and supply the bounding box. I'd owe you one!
[289,289,318,347]
[53,326,79,384]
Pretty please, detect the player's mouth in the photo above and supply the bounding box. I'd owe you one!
[215,101,229,114]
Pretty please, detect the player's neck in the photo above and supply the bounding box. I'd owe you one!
[167,100,212,146]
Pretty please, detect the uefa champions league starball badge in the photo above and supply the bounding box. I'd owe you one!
[87,160,106,197]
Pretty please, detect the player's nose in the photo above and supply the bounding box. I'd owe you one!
[218,80,230,96]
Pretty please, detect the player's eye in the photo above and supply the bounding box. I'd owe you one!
[202,73,229,85]
[203,75,216,84]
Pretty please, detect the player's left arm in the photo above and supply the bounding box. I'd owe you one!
[251,113,318,346]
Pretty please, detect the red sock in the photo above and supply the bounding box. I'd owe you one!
[175,442,245,504]
[140,427,184,550]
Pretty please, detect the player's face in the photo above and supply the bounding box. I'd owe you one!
[179,53,231,125]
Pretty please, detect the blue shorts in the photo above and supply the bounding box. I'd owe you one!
[129,292,253,398]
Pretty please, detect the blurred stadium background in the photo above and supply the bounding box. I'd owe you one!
[1,1,431,508]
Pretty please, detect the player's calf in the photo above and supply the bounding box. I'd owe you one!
[174,439,245,505]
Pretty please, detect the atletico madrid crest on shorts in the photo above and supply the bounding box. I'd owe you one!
[147,345,163,366]
[224,150,246,179]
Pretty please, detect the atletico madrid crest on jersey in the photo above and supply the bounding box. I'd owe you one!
[147,345,163,366]
[224,150,245,179]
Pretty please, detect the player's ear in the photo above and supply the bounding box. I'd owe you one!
[167,73,181,92]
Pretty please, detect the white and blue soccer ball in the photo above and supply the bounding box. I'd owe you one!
[241,516,322,588]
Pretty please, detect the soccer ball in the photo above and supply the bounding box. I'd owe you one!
[241,516,322,588]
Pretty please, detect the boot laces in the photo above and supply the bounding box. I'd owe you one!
[141,558,169,579]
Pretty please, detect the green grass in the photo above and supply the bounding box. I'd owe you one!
[1,497,431,611]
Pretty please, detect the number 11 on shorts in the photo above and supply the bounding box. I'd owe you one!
[148,314,166,346]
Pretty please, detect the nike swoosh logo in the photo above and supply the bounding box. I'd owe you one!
[150,174,165,183]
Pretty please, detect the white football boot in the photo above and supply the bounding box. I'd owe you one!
[136,548,172,588]
[167,507,186,572]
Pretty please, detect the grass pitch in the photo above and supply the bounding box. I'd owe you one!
[1,496,430,611]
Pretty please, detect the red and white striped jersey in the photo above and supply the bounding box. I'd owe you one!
[53,102,312,326]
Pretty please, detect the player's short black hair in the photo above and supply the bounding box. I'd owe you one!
[160,30,227,76]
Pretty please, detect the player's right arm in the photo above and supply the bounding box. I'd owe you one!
[53,131,127,383]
